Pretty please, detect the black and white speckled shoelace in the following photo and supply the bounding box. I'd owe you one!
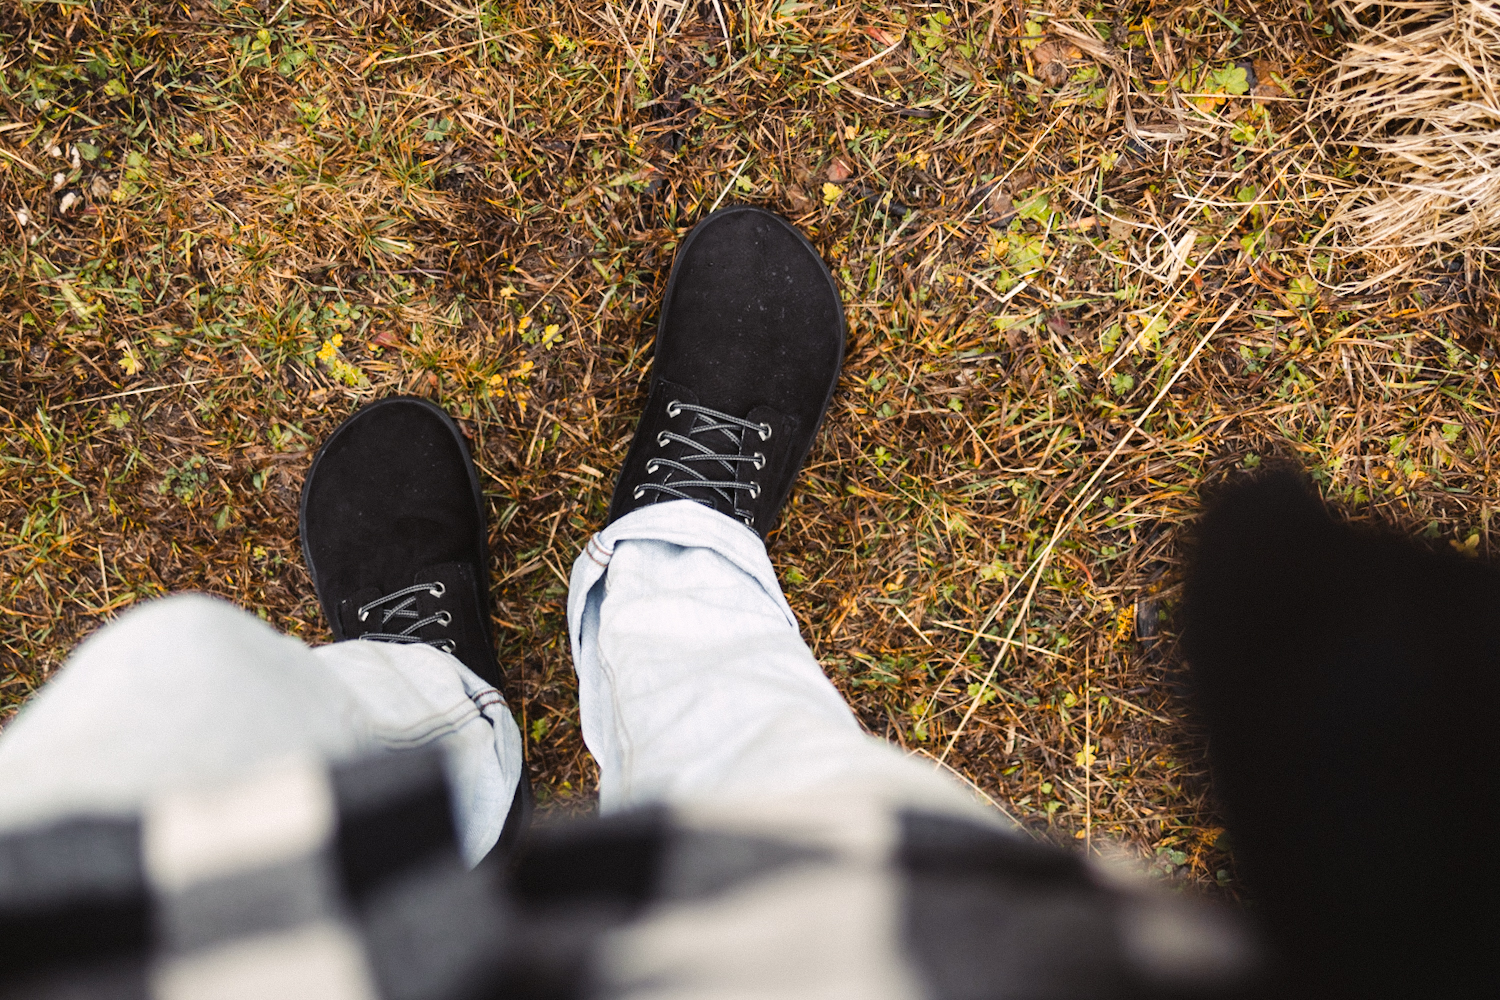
[356,582,455,653]
[632,401,772,526]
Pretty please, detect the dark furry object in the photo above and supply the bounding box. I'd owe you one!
[1183,470,1500,999]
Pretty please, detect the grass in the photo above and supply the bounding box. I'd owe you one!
[3,0,1498,895]
[1318,0,1500,256]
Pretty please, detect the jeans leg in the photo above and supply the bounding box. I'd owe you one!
[0,593,522,866]
[568,500,985,818]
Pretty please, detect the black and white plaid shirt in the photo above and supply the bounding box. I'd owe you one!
[0,748,1259,999]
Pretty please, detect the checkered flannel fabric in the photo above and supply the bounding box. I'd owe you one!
[0,750,1260,999]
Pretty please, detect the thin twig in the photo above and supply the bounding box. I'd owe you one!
[937,295,1245,765]
[55,375,253,408]
[708,153,753,213]
[821,33,906,86]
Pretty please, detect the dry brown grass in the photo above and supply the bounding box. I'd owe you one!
[1318,1,1500,257]
[3,0,1499,896]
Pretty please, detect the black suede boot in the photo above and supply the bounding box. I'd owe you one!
[609,205,845,538]
[300,396,530,850]
[301,396,502,682]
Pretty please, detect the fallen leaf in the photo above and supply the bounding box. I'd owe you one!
[59,281,96,320]
[90,176,112,200]
[985,185,1011,214]
[1286,274,1318,309]
[116,339,142,376]
[826,157,852,182]
[1251,59,1290,102]
[1030,38,1083,87]
[1135,597,1160,643]
[1452,533,1481,558]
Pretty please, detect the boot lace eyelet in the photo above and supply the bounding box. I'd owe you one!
[632,403,780,518]
[353,583,456,652]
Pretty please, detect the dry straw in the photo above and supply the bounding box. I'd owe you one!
[1319,0,1500,252]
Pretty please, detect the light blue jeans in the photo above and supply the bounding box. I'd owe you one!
[0,501,981,864]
